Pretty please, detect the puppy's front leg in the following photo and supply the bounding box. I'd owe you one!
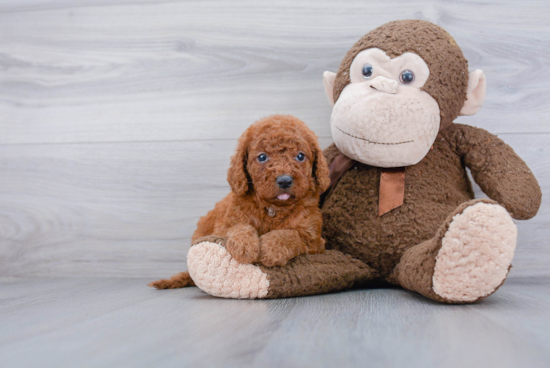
[259,230,308,267]
[226,224,261,264]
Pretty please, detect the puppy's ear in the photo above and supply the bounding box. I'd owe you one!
[311,139,331,193]
[227,133,250,196]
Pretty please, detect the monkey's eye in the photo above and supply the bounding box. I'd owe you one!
[257,153,268,163]
[296,152,306,162]
[362,64,373,79]
[399,70,415,84]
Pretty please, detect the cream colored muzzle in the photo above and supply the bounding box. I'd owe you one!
[369,76,399,94]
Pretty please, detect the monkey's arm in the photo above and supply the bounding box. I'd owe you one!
[322,143,342,166]
[320,143,342,207]
[444,123,541,220]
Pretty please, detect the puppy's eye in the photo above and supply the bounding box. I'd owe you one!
[362,64,373,79]
[296,152,306,162]
[399,70,415,84]
[257,153,268,163]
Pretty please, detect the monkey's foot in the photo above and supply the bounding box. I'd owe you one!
[433,202,517,302]
[187,240,269,299]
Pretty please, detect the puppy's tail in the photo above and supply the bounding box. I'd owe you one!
[148,271,195,289]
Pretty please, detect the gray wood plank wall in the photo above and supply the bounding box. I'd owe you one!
[1,0,548,278]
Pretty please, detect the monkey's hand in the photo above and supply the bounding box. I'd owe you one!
[447,124,541,220]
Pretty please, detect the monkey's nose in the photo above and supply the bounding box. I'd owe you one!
[370,76,399,94]
[276,175,293,189]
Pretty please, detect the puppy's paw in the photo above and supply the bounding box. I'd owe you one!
[226,228,260,264]
[259,233,295,267]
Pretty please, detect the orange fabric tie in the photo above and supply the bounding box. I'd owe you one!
[379,167,406,216]
[325,154,406,216]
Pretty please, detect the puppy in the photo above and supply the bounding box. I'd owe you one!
[149,115,330,289]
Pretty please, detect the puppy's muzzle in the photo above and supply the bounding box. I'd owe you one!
[276,175,293,189]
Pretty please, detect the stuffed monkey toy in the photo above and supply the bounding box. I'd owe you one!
[186,20,541,303]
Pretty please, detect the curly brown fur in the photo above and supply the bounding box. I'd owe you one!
[149,115,330,289]
[148,271,195,289]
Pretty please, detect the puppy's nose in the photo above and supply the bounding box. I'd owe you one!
[276,175,293,189]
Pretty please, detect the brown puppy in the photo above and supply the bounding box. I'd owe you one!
[149,115,330,289]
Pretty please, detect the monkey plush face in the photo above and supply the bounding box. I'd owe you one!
[330,48,440,167]
[324,20,487,168]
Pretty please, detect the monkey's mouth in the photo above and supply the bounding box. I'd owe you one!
[336,126,414,145]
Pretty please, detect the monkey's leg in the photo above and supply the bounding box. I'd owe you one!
[187,237,378,299]
[388,199,517,303]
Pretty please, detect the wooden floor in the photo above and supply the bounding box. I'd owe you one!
[1,277,549,368]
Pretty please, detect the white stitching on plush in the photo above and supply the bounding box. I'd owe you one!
[187,241,269,299]
[433,203,517,302]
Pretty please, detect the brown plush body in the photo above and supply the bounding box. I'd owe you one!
[149,115,330,289]
[319,123,538,292]
[323,122,540,274]
[178,20,542,303]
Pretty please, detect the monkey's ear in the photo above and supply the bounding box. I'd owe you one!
[227,135,250,196]
[323,71,336,106]
[460,70,486,116]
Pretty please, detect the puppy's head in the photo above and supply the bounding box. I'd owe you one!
[227,115,330,205]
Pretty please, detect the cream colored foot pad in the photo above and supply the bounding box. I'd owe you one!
[187,241,269,299]
[433,203,517,302]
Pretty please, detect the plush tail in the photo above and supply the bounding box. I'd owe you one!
[148,271,195,289]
